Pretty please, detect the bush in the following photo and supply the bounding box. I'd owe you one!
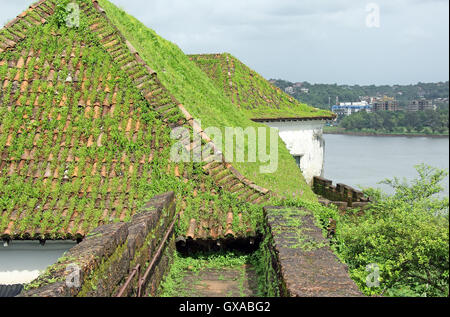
[336,164,449,297]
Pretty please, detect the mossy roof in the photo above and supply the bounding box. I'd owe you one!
[0,0,274,240]
[94,0,318,201]
[189,53,336,121]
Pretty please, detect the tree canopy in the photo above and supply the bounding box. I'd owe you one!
[339,109,449,135]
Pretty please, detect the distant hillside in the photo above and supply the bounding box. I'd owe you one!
[270,80,450,110]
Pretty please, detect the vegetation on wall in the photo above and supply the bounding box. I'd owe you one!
[334,165,449,297]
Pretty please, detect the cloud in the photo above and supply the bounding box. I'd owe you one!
[0,0,448,85]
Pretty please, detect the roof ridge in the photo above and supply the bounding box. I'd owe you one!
[0,0,55,54]
[188,53,227,57]
[0,0,269,240]
[189,52,336,120]
[89,0,272,202]
[252,115,336,122]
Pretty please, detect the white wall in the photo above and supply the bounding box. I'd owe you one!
[0,241,76,285]
[261,120,326,184]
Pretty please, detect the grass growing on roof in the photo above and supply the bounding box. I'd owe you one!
[0,5,176,237]
[96,0,316,200]
[189,53,334,120]
[0,0,274,238]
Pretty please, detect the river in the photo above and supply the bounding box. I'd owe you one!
[323,134,449,197]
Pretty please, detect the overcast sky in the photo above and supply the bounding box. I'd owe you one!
[1,0,449,85]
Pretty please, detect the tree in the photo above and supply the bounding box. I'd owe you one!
[336,165,449,297]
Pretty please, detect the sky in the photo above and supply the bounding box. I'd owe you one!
[1,0,449,85]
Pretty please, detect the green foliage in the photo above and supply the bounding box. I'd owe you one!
[251,233,281,297]
[336,164,449,297]
[158,251,261,297]
[189,54,333,120]
[77,241,129,297]
[96,0,317,200]
[53,0,73,28]
[339,110,449,135]
[272,79,450,111]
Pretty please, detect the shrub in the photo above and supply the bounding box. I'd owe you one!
[337,164,449,297]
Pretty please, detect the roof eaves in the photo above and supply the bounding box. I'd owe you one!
[251,115,336,123]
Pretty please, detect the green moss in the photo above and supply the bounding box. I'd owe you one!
[250,235,282,296]
[77,241,128,297]
[266,207,327,250]
[129,209,173,269]
[96,0,317,200]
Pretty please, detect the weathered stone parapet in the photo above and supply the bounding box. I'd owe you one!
[19,192,176,297]
[313,176,370,209]
[263,206,363,297]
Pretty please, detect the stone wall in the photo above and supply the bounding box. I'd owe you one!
[263,206,363,297]
[19,192,176,297]
[313,176,370,210]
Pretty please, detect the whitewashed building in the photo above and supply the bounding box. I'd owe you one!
[253,117,331,184]
[0,240,75,297]
[188,53,336,186]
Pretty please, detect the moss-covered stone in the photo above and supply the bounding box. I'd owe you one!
[20,192,177,297]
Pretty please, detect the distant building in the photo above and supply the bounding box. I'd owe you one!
[285,86,294,95]
[332,101,372,116]
[300,88,310,94]
[406,99,436,112]
[372,96,399,112]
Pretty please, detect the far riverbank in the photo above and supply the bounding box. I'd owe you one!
[324,128,449,138]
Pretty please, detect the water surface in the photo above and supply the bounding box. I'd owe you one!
[323,134,449,197]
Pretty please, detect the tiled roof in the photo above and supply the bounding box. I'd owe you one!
[0,0,271,240]
[87,1,272,241]
[0,0,52,54]
[0,284,24,297]
[189,53,335,121]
